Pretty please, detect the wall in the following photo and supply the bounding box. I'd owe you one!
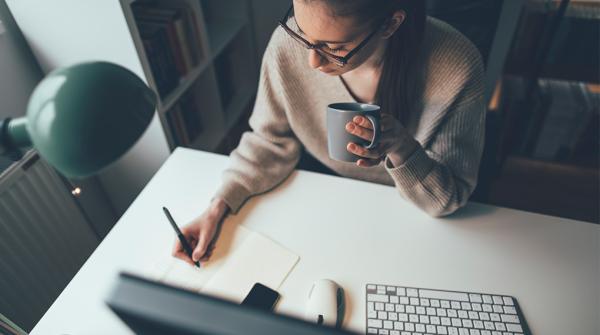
[5,0,171,214]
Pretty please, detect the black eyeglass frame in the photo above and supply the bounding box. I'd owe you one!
[278,5,384,67]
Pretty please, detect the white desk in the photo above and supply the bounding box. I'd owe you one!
[31,148,599,335]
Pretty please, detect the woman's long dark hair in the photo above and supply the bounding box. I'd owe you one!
[305,0,426,124]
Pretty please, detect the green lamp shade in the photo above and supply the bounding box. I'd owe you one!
[25,61,157,178]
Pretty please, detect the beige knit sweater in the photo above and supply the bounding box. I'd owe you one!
[215,17,485,217]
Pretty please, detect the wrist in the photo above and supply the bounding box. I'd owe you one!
[387,138,419,167]
[210,197,230,218]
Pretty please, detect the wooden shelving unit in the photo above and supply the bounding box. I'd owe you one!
[482,0,600,223]
[120,0,259,152]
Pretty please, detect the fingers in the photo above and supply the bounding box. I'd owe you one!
[353,116,395,132]
[347,142,382,159]
[192,229,213,262]
[346,122,374,142]
[357,158,381,167]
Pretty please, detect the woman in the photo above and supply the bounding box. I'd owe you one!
[174,0,485,265]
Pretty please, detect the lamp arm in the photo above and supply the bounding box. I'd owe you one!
[0,117,31,160]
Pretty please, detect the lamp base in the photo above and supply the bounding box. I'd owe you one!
[0,118,24,161]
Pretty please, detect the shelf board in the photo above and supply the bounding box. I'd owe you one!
[158,60,210,113]
[224,87,255,131]
[205,19,247,59]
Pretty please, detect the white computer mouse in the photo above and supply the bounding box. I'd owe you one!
[305,279,345,327]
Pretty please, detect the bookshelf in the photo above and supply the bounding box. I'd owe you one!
[482,0,600,222]
[120,0,259,151]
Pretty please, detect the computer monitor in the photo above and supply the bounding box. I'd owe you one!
[106,272,359,335]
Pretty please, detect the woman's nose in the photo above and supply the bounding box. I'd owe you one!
[308,49,326,69]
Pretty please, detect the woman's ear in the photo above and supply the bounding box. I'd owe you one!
[381,10,406,39]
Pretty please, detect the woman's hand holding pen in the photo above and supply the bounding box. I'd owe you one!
[345,114,420,168]
[172,197,230,266]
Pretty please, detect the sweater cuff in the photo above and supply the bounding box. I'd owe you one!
[214,182,252,214]
[384,147,436,189]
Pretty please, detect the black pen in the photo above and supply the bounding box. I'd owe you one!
[163,206,200,268]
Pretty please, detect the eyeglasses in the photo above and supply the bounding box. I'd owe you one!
[278,5,383,67]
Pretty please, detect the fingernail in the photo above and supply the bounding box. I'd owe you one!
[348,143,356,150]
[346,122,355,130]
[354,116,362,123]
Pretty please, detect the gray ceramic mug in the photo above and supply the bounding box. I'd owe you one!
[327,102,381,162]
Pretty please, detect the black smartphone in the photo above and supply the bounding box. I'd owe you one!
[241,283,280,311]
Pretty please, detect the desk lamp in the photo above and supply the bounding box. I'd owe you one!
[0,61,156,178]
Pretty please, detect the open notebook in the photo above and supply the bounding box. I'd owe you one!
[144,222,299,303]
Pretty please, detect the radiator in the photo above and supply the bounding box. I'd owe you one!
[0,150,99,332]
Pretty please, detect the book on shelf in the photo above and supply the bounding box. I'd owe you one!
[131,0,206,97]
[168,105,190,146]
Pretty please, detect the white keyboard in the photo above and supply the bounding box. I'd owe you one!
[366,284,529,335]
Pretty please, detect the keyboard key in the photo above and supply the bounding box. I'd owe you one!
[375,302,384,311]
[405,322,415,331]
[386,303,395,312]
[503,306,517,315]
[410,297,420,305]
[390,296,399,304]
[384,320,393,329]
[368,319,383,328]
[406,305,415,314]
[459,328,469,335]
[427,307,436,315]
[419,289,469,302]
[416,323,426,332]
[458,310,468,318]
[448,309,458,318]
[438,308,447,317]
[506,323,523,332]
[461,302,472,310]
[492,296,503,305]
[468,311,479,319]
[503,297,514,306]
[449,327,459,335]
[395,304,405,313]
[396,287,406,296]
[420,298,430,306]
[490,313,500,322]
[481,331,491,335]
[368,327,378,334]
[469,294,483,303]
[378,329,388,335]
[473,320,484,329]
[377,286,386,294]
[438,325,448,334]
[484,321,495,330]
[469,329,480,335]
[441,300,451,308]
[501,314,519,323]
[441,317,451,326]
[482,295,493,304]
[398,313,408,322]
[409,314,419,323]
[400,297,409,305]
[368,310,377,318]
[431,299,441,307]
[387,286,396,293]
[451,301,461,309]
[462,319,473,328]
[472,303,482,311]
[452,318,462,327]
[390,331,400,335]
[479,312,490,321]
[416,306,426,314]
[394,321,403,330]
[420,315,429,324]
[494,322,506,331]
[431,316,441,325]
[388,312,398,321]
[491,331,501,335]
[482,304,493,312]
[378,311,387,320]
[369,294,389,303]
[367,284,377,291]
[426,324,436,333]
[493,305,503,313]
[407,288,418,297]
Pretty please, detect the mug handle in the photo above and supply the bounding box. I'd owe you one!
[363,115,380,150]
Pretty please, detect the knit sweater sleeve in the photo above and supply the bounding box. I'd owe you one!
[384,31,486,217]
[214,33,302,214]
